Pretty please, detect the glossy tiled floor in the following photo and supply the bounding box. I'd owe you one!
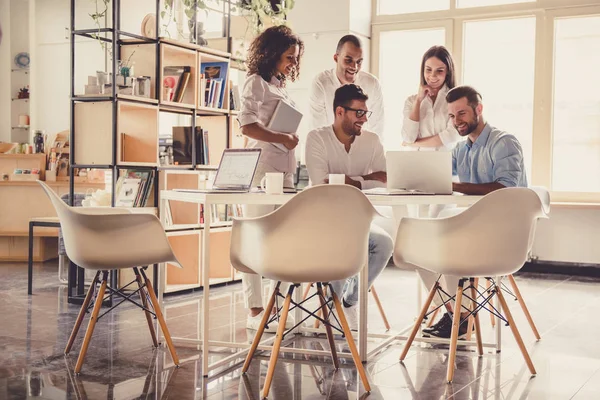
[1,261,600,399]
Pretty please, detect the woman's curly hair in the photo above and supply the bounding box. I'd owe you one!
[246,25,304,86]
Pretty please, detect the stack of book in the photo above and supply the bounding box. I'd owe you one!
[199,61,229,109]
[172,126,211,165]
[115,169,155,207]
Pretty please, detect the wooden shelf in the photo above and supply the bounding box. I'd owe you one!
[196,106,229,116]
[117,94,158,104]
[0,230,59,237]
[159,37,232,59]
[120,43,157,99]
[160,100,196,110]
[160,43,198,107]
[117,101,159,165]
[74,101,113,165]
[195,165,219,170]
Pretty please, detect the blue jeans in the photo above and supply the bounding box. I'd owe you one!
[330,224,394,306]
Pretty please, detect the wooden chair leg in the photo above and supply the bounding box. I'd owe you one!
[331,288,371,393]
[508,275,541,340]
[466,278,478,342]
[242,282,280,373]
[134,268,158,348]
[496,287,536,375]
[446,279,465,383]
[143,274,179,367]
[316,283,339,369]
[426,307,440,328]
[302,282,313,301]
[74,271,108,374]
[470,278,483,356]
[65,271,100,355]
[400,282,440,361]
[370,285,391,331]
[487,279,496,328]
[262,285,295,399]
[314,285,326,329]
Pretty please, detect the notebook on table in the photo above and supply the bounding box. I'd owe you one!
[175,148,261,194]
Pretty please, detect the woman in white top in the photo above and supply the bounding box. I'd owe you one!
[400,46,471,336]
[399,45,462,217]
[238,25,304,330]
[401,45,461,151]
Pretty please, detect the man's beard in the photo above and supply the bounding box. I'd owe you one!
[457,115,479,136]
[342,119,361,137]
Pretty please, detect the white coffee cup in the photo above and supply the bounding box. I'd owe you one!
[328,173,346,185]
[260,172,284,194]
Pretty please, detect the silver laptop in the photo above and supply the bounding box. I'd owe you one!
[385,151,453,195]
[176,148,261,193]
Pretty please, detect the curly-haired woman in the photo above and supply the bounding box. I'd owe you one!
[237,25,304,331]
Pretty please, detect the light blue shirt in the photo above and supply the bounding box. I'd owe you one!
[452,123,527,188]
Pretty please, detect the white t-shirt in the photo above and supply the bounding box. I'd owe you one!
[401,84,462,151]
[238,74,296,172]
[304,125,386,190]
[309,69,385,137]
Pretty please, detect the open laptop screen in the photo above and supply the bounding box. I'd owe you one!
[213,149,261,189]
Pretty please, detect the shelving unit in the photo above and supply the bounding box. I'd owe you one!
[69,0,241,297]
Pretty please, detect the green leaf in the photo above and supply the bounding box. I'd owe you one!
[160,10,166,18]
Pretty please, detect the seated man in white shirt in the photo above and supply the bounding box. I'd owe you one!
[305,84,394,330]
[309,35,385,137]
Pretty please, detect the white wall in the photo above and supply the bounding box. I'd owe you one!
[0,0,11,142]
[31,0,155,142]
[533,208,600,264]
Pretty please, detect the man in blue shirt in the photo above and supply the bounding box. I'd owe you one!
[448,85,527,195]
[422,85,528,339]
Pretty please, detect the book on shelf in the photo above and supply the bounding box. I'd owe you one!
[202,129,210,165]
[163,66,191,102]
[172,126,209,165]
[230,82,240,111]
[115,178,141,207]
[115,169,155,207]
[200,61,229,109]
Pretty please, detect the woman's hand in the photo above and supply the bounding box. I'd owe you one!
[281,133,299,150]
[416,84,432,102]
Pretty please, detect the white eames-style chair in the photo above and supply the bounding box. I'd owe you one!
[429,186,550,340]
[394,187,546,383]
[39,181,181,373]
[230,184,379,398]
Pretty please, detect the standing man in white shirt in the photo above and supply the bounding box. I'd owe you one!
[305,84,393,329]
[309,35,385,137]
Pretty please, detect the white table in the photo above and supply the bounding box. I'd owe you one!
[158,190,482,376]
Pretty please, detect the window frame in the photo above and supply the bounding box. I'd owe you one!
[372,0,600,203]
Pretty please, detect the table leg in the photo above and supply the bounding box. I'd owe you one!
[28,221,34,295]
[202,200,211,376]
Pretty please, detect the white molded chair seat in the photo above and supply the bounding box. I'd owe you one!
[230,184,379,398]
[394,187,546,383]
[38,181,181,373]
[431,187,549,338]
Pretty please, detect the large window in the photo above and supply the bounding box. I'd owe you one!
[374,1,600,201]
[378,28,447,149]
[551,15,600,192]
[462,17,536,180]
[378,0,449,15]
